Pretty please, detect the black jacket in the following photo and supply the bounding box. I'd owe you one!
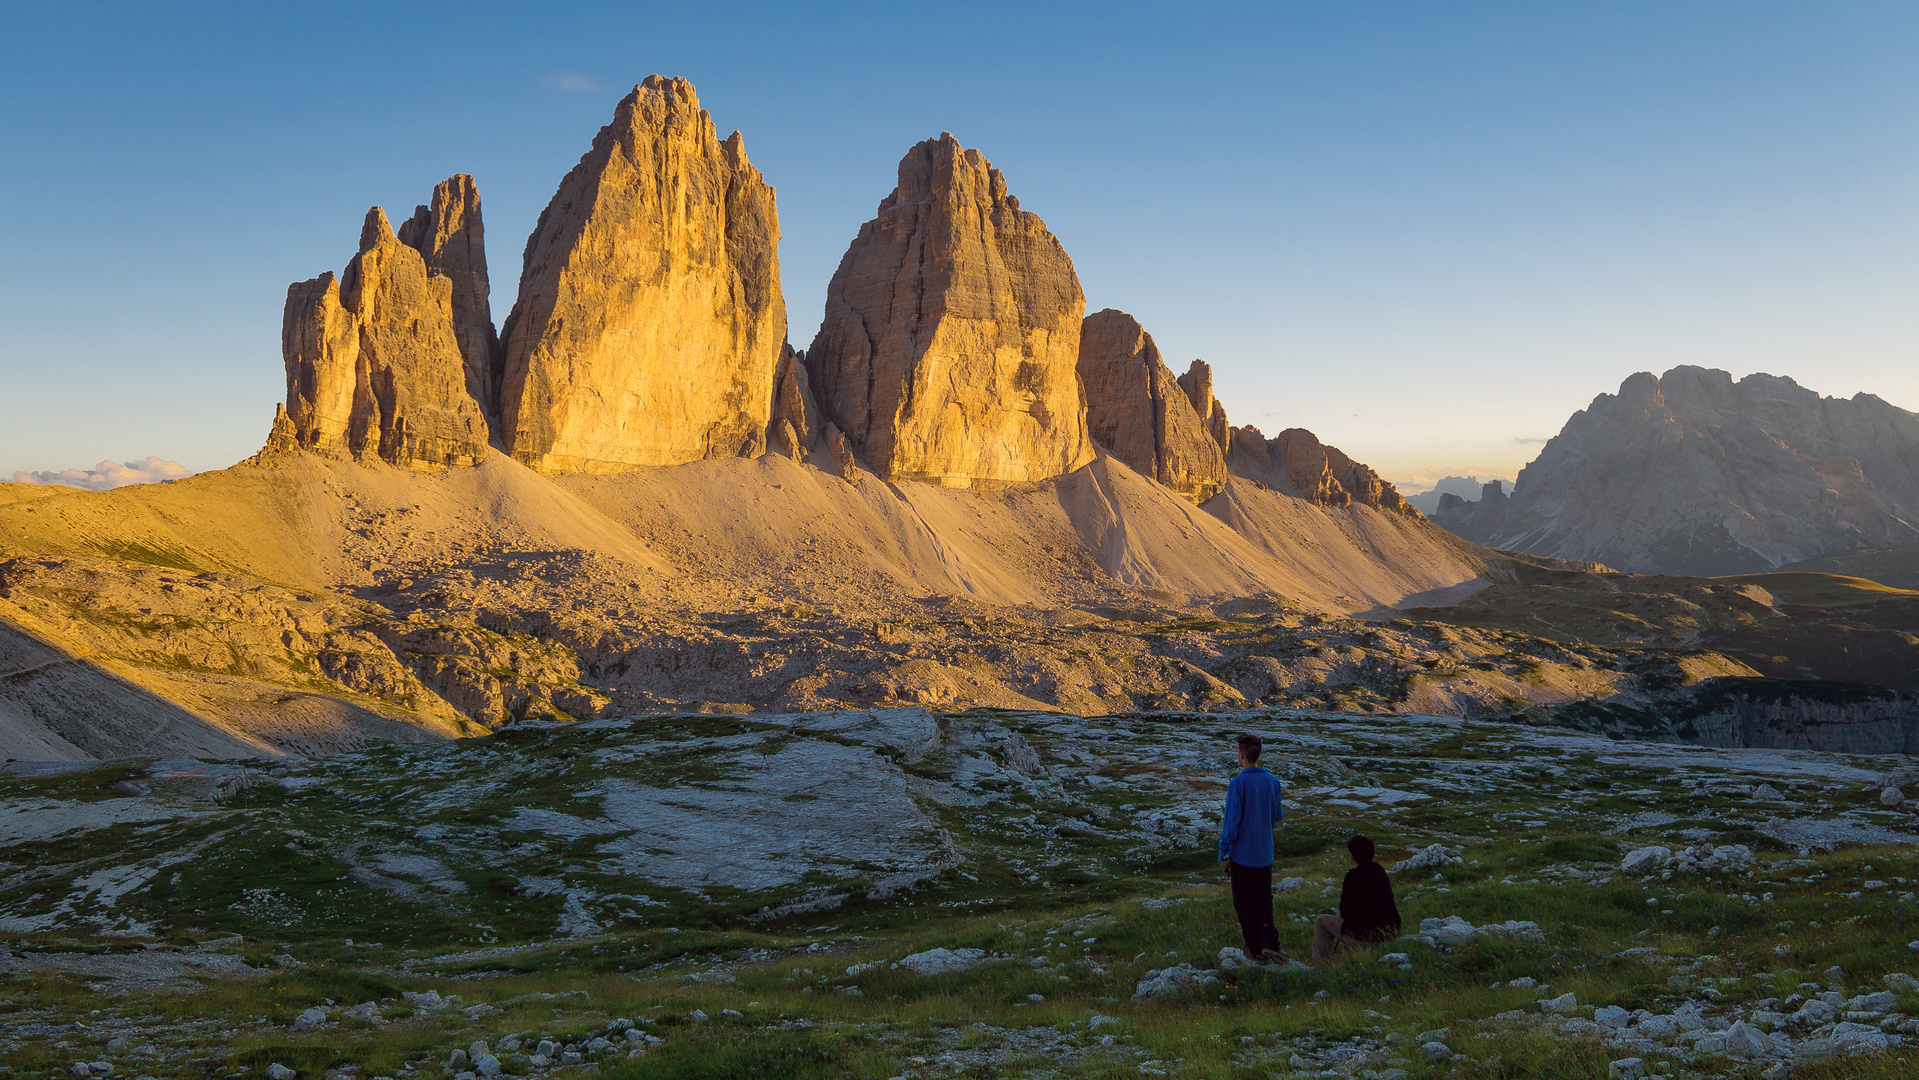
[1339,861,1402,943]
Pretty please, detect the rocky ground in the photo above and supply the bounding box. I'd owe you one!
[0,707,1915,1079]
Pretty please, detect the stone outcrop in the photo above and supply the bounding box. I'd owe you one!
[770,346,820,459]
[1176,360,1231,456]
[499,75,785,474]
[274,199,492,470]
[1076,309,1227,502]
[1429,367,1919,574]
[1227,426,1411,513]
[806,132,1093,488]
[396,174,501,421]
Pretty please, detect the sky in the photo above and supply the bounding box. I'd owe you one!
[3,2,1914,492]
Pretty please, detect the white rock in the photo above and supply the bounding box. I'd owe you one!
[689,1009,708,1023]
[1882,787,1905,807]
[1607,1059,1646,1080]
[1851,991,1898,1014]
[343,1001,380,1022]
[1883,972,1918,992]
[896,947,987,976]
[472,1056,501,1078]
[1621,847,1671,876]
[1393,844,1465,874]
[1276,876,1306,892]
[402,990,448,1012]
[1722,1020,1774,1059]
[1542,992,1579,1015]
[290,1006,328,1032]
[1420,1041,1452,1061]
[1477,920,1546,943]
[1830,1021,1891,1055]
[265,1066,296,1080]
[446,1051,468,1070]
[1132,963,1221,1000]
[721,1009,743,1018]
[1749,783,1785,803]
[1507,976,1537,988]
[1419,916,1477,947]
[1089,1014,1121,1028]
[1790,999,1837,1027]
[1634,1015,1678,1038]
[1380,953,1413,967]
[1218,947,1256,971]
[468,1042,488,1063]
[1594,1005,1630,1028]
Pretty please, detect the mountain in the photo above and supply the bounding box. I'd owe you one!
[29,76,1857,764]
[499,75,786,473]
[1406,475,1495,516]
[1431,366,1919,575]
[807,133,1092,488]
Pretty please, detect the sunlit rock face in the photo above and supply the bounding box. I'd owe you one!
[1076,309,1228,503]
[397,174,502,423]
[498,75,786,474]
[274,200,492,470]
[807,133,1093,489]
[1429,366,1919,574]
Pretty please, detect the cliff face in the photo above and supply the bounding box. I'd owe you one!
[273,200,492,470]
[1076,309,1227,502]
[499,75,785,474]
[397,174,501,422]
[1430,367,1919,574]
[1226,426,1411,513]
[806,133,1093,488]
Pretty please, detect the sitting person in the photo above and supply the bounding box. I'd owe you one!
[1313,834,1402,962]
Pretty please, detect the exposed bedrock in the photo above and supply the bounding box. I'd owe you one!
[1227,425,1412,513]
[1076,309,1228,503]
[499,75,786,474]
[807,132,1093,488]
[271,194,493,471]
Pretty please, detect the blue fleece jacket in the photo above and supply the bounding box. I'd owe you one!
[1218,766,1285,866]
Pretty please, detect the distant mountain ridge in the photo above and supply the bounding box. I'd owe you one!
[1431,366,1919,575]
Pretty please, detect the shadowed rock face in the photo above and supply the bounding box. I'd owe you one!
[1227,426,1411,513]
[807,133,1093,488]
[1076,309,1228,502]
[273,202,492,470]
[397,174,501,424]
[1430,366,1919,574]
[499,75,786,474]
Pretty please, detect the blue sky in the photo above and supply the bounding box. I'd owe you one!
[3,2,1914,488]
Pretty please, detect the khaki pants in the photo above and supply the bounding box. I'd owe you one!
[1313,914,1359,962]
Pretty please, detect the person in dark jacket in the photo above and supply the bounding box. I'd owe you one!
[1313,834,1401,962]
[1217,734,1285,961]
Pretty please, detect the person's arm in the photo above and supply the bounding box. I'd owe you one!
[1272,777,1284,825]
[1218,778,1243,866]
[1337,868,1354,921]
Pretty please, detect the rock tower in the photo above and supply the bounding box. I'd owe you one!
[499,75,786,474]
[807,133,1093,488]
[1076,309,1228,502]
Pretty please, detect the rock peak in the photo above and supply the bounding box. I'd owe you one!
[498,77,785,474]
[358,206,393,254]
[807,135,1092,488]
[1077,309,1228,502]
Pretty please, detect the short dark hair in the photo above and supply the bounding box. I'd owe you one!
[1235,734,1262,762]
[1348,834,1376,863]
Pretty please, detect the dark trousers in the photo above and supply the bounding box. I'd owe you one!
[1229,860,1280,958]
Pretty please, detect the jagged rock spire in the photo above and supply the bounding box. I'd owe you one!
[1077,309,1228,502]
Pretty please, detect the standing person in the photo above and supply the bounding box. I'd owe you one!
[1313,834,1402,962]
[1218,734,1285,961]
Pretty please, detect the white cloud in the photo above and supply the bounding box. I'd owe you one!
[544,72,599,93]
[9,457,193,491]
[1512,436,1550,445]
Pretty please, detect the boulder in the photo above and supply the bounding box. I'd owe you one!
[499,76,785,473]
[1883,787,1906,807]
[1076,309,1228,502]
[1392,844,1465,874]
[1419,916,1477,947]
[290,1005,329,1032]
[274,201,493,470]
[1132,963,1221,1000]
[1541,992,1579,1015]
[807,132,1093,489]
[1620,847,1671,876]
[896,947,986,976]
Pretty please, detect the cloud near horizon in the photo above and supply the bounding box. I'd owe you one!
[1512,436,1550,445]
[544,72,598,92]
[9,457,193,491]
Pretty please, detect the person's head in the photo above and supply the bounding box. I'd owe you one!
[1235,734,1262,766]
[1348,834,1376,865]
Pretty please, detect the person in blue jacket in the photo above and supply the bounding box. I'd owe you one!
[1217,733,1285,961]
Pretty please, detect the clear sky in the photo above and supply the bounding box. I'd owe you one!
[3,2,1914,491]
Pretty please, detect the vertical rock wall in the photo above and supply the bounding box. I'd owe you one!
[276,202,492,470]
[807,133,1092,488]
[498,75,786,474]
[1076,309,1228,502]
[397,174,501,423]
